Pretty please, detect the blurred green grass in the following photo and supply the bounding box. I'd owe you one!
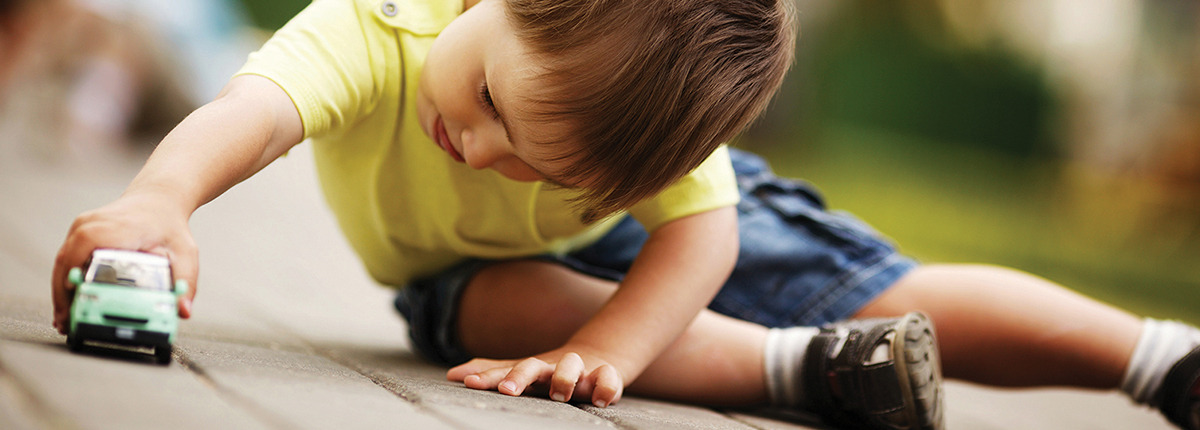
[239,0,308,30]
[742,126,1200,325]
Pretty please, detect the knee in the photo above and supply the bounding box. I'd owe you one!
[461,261,583,326]
[466,261,604,314]
[456,260,614,357]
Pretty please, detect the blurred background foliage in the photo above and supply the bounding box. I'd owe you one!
[744,0,1200,324]
[239,0,306,31]
[2,0,1196,323]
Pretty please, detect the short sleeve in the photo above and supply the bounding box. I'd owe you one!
[235,0,384,139]
[628,145,739,232]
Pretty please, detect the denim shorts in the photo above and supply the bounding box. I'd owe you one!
[394,148,918,366]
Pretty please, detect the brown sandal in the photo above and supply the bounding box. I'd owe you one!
[800,311,944,430]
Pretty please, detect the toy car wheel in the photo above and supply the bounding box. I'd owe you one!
[154,344,173,365]
[67,334,84,352]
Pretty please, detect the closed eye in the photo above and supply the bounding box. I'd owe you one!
[479,81,501,121]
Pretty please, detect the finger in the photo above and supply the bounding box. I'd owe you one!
[498,357,550,396]
[463,366,513,390]
[149,234,198,319]
[51,222,100,334]
[549,352,584,402]
[448,358,514,381]
[51,247,75,334]
[588,364,623,408]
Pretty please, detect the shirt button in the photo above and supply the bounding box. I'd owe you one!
[382,1,398,16]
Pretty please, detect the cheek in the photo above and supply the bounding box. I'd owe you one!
[421,40,457,97]
[420,57,470,112]
[421,54,449,94]
[416,62,440,114]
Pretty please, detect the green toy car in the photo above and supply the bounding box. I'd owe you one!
[66,249,188,365]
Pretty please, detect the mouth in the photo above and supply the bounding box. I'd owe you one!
[434,117,465,163]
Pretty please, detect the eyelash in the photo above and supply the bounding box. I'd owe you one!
[478,82,501,121]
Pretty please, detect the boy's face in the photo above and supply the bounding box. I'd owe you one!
[417,0,569,184]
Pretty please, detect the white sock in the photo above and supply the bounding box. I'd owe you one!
[763,326,820,407]
[1120,318,1200,406]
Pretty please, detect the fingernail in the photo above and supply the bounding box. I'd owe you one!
[595,400,608,408]
[551,392,565,402]
[500,381,517,394]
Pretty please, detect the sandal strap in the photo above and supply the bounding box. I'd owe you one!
[801,329,839,413]
[858,363,906,413]
[831,323,907,414]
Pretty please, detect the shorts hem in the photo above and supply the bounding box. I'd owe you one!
[796,253,918,326]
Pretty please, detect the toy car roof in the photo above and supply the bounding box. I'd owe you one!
[91,249,170,267]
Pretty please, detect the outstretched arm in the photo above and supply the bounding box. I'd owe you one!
[51,74,302,333]
[448,206,739,407]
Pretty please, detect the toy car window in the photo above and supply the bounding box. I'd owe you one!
[85,258,171,291]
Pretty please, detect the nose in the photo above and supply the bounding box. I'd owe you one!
[460,128,506,170]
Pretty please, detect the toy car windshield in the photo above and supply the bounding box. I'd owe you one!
[84,250,173,292]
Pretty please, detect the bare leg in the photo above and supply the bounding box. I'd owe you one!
[457,260,768,405]
[855,264,1142,388]
[458,261,1144,404]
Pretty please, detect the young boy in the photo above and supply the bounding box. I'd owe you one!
[50,0,1200,429]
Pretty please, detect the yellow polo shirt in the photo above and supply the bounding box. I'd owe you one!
[236,0,739,286]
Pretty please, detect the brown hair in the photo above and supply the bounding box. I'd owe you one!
[505,0,796,223]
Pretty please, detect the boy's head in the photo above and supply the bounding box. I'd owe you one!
[418,0,796,222]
